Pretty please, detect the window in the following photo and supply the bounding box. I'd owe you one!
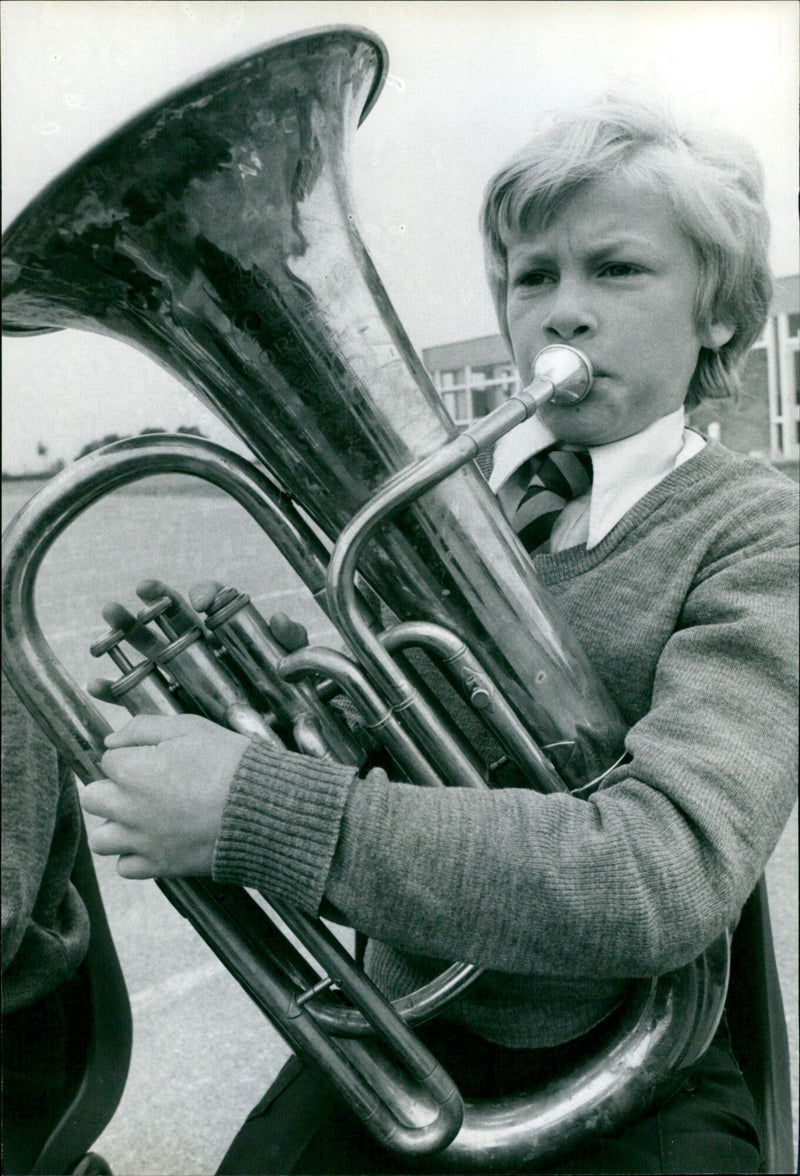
[472,386,504,417]
[442,388,470,423]
[440,369,464,389]
[762,312,800,460]
[432,358,521,426]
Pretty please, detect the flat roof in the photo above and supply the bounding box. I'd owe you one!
[422,334,512,369]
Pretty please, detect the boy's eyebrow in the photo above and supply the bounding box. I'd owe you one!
[508,233,660,268]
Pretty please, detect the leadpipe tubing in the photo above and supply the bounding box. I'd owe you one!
[326,346,593,794]
[278,642,490,792]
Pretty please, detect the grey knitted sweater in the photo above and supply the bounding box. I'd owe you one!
[1,674,90,1015]
[214,442,798,1048]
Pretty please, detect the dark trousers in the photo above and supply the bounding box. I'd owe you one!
[2,969,90,1176]
[217,1017,762,1175]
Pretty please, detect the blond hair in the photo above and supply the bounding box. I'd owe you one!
[480,95,772,405]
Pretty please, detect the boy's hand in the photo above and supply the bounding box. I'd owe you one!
[81,714,249,879]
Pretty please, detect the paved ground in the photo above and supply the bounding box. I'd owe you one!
[3,479,797,1174]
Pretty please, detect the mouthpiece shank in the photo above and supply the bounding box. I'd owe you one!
[524,344,594,407]
[464,344,593,455]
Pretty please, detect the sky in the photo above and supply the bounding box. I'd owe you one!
[2,0,798,472]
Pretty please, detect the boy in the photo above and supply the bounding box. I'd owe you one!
[82,95,797,1173]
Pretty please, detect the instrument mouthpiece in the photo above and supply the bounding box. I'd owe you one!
[526,346,593,408]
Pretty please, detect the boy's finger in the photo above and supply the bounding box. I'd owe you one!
[86,818,138,857]
[188,579,224,614]
[80,778,124,819]
[101,601,166,658]
[270,611,309,651]
[87,677,117,704]
[136,579,201,632]
[100,742,185,791]
[103,713,203,748]
[101,601,138,631]
[117,854,157,880]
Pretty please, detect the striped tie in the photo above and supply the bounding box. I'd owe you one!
[498,443,592,554]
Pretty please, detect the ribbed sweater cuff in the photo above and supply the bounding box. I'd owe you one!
[212,739,357,912]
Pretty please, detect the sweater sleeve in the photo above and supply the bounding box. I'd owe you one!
[324,541,797,976]
[213,736,357,910]
[1,676,90,1011]
[1,679,61,967]
[215,534,797,979]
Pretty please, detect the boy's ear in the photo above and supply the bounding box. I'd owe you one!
[704,322,735,349]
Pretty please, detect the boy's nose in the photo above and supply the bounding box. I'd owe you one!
[541,285,597,340]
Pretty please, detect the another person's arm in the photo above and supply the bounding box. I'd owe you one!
[1,675,89,1012]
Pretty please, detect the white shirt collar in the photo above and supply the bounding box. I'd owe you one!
[488,413,557,494]
[489,407,705,550]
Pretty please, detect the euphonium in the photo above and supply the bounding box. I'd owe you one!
[2,26,730,1167]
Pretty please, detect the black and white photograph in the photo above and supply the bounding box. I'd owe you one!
[2,3,797,1174]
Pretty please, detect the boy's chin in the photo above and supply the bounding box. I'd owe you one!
[538,403,620,447]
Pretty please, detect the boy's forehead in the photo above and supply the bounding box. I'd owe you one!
[509,176,685,252]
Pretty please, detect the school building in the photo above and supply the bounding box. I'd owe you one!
[422,274,799,471]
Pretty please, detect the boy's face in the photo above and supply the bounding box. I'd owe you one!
[504,175,711,446]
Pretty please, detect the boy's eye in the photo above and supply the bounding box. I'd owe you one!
[599,262,642,278]
[512,270,554,289]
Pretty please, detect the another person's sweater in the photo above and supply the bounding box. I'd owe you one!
[213,443,798,1048]
[1,675,89,1015]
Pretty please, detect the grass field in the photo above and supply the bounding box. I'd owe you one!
[3,477,797,1175]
